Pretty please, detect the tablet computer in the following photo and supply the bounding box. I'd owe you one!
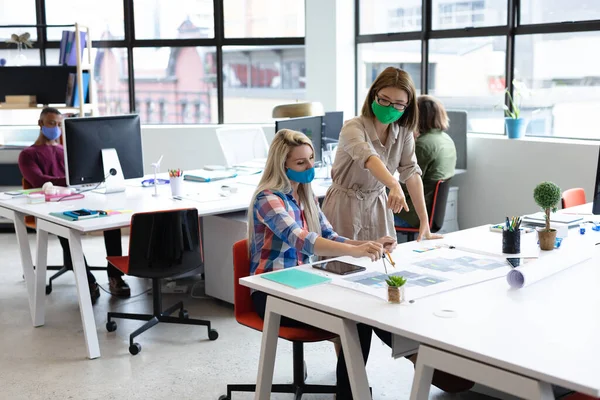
[312,260,366,275]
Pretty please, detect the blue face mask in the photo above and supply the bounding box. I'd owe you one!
[41,126,61,141]
[286,167,315,184]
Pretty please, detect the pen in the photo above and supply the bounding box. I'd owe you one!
[386,251,396,267]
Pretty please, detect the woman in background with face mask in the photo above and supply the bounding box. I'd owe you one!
[322,66,441,243]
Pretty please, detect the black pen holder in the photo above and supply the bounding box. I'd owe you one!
[502,229,521,254]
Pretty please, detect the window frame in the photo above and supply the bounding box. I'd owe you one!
[0,0,305,124]
[355,0,600,139]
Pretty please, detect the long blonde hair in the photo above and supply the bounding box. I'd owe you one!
[247,129,320,243]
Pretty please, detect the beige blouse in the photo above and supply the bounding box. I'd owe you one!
[322,115,422,241]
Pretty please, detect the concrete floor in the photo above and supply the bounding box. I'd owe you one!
[0,232,497,400]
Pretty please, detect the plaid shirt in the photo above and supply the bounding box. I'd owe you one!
[250,190,346,276]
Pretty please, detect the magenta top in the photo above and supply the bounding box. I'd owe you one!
[18,144,67,188]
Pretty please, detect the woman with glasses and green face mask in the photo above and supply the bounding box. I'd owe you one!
[322,66,442,243]
[322,67,473,399]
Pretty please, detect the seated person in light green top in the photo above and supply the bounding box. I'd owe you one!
[394,95,457,228]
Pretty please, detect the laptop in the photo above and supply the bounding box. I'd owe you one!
[522,212,583,228]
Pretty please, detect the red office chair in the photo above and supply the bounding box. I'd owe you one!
[105,208,218,355]
[563,394,598,400]
[562,188,586,209]
[219,239,338,400]
[395,180,451,242]
[22,178,107,295]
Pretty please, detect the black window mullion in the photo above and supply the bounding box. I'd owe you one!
[421,0,431,94]
[214,0,225,124]
[505,0,517,123]
[36,0,47,65]
[124,0,136,113]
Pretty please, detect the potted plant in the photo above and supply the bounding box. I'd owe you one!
[502,80,530,139]
[385,275,407,304]
[533,181,562,251]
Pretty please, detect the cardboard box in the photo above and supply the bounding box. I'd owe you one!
[5,95,37,105]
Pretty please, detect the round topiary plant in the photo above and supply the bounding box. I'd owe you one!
[533,181,561,231]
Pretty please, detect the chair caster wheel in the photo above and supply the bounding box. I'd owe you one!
[45,285,52,295]
[129,343,142,355]
[208,329,219,341]
[106,321,117,332]
[218,395,230,400]
[179,309,189,319]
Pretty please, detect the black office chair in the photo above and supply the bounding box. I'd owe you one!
[395,180,451,242]
[105,208,218,355]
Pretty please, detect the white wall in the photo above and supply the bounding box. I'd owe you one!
[452,134,599,229]
[140,124,275,175]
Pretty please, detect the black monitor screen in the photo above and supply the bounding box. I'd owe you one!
[593,148,600,215]
[323,111,343,145]
[275,116,323,162]
[64,115,144,186]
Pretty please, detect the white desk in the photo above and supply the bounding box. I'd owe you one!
[0,171,331,359]
[241,215,600,399]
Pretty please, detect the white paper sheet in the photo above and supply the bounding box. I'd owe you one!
[328,247,511,302]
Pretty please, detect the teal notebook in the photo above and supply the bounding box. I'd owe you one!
[49,212,108,222]
[261,268,331,289]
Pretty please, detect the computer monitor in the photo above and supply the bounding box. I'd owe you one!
[275,116,323,162]
[446,110,468,171]
[593,147,600,215]
[63,114,144,193]
[323,111,343,146]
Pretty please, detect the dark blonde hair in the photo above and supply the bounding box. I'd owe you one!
[361,67,418,133]
[417,95,449,135]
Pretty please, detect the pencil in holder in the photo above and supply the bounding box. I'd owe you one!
[169,176,184,197]
[502,228,521,254]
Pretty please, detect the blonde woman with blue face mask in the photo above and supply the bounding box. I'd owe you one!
[322,66,442,243]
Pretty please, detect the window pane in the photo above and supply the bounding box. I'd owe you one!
[514,32,600,139]
[0,0,38,41]
[432,0,507,30]
[0,49,41,66]
[520,0,600,24]
[46,48,130,116]
[133,47,217,124]
[428,37,507,134]
[357,41,422,110]
[359,0,422,34]
[134,0,214,39]
[223,45,305,122]
[45,0,125,41]
[224,0,304,37]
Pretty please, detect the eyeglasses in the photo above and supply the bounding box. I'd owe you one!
[375,95,408,111]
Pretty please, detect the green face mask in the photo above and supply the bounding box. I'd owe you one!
[371,100,404,124]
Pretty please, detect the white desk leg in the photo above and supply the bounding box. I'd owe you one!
[68,230,101,359]
[410,352,435,400]
[33,228,49,327]
[11,211,36,318]
[254,296,281,400]
[339,320,371,399]
[410,345,556,400]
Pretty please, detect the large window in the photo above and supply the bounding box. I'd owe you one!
[134,47,217,124]
[134,0,215,40]
[222,45,305,122]
[0,0,304,124]
[224,0,305,37]
[429,37,506,134]
[519,0,600,25]
[514,31,600,139]
[357,0,600,139]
